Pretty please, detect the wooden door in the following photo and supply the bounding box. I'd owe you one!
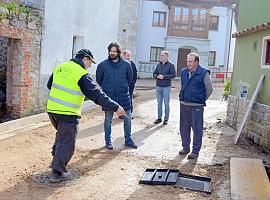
[177,48,191,76]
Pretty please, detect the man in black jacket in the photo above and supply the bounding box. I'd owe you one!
[47,49,125,183]
[153,51,176,125]
[123,50,137,115]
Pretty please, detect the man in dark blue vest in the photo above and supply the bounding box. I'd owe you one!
[179,53,213,159]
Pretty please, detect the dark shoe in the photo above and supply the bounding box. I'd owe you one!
[187,152,199,160]
[179,149,190,155]
[125,140,138,149]
[163,120,168,125]
[154,119,162,124]
[49,171,71,183]
[105,142,113,150]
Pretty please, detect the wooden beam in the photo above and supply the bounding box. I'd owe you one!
[230,158,270,200]
[234,75,265,144]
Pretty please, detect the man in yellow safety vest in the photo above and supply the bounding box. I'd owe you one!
[47,49,125,183]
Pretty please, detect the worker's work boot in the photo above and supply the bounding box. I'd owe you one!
[49,170,71,183]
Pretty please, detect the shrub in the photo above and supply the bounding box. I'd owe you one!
[223,79,231,101]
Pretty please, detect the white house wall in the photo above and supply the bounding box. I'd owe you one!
[40,0,120,105]
[208,7,229,68]
[138,1,168,62]
[41,0,120,77]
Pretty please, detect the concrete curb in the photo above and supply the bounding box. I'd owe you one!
[0,100,96,140]
[0,113,49,133]
[0,113,50,140]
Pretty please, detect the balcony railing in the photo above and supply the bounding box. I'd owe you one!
[138,62,158,78]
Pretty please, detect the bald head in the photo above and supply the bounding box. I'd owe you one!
[123,50,132,61]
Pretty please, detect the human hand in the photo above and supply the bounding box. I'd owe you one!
[157,74,164,79]
[116,106,125,116]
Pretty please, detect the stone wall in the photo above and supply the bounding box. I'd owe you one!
[21,0,45,10]
[118,0,141,62]
[0,4,44,120]
[226,95,270,149]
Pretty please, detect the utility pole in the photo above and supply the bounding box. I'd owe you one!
[226,3,236,79]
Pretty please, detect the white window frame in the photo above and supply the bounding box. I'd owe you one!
[72,35,84,58]
[261,35,270,68]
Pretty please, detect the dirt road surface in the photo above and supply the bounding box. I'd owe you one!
[0,80,269,200]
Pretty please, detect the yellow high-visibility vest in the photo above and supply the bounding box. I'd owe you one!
[47,61,87,116]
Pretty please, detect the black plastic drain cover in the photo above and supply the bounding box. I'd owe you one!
[139,168,212,193]
[139,169,179,185]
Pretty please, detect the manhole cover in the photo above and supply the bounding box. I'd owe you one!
[32,169,81,187]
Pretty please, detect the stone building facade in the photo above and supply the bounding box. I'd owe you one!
[0,1,44,121]
[118,0,141,62]
[226,95,270,150]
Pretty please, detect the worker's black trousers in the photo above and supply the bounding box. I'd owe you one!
[48,114,78,173]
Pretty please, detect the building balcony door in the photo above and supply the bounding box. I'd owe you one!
[177,48,191,76]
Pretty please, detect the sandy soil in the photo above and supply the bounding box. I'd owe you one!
[0,82,269,200]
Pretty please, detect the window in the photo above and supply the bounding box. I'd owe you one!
[208,51,216,66]
[192,9,206,31]
[265,40,270,65]
[174,7,189,29]
[72,36,84,58]
[261,36,270,68]
[209,16,219,30]
[152,11,166,27]
[150,47,164,62]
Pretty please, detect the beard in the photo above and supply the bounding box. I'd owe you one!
[109,54,118,60]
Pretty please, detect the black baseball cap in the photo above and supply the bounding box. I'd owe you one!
[76,49,96,64]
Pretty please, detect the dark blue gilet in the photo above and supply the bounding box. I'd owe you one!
[179,65,208,105]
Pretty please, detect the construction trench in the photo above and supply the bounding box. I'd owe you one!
[0,80,269,200]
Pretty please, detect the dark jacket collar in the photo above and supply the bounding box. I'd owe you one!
[160,60,169,65]
[71,58,85,69]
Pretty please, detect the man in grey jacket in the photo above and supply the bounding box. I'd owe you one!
[153,51,176,125]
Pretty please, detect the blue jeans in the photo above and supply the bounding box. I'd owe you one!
[180,103,204,154]
[104,110,132,144]
[156,86,171,120]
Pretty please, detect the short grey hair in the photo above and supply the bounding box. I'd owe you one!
[187,52,199,63]
[161,50,169,56]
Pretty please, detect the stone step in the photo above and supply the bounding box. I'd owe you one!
[230,157,270,200]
